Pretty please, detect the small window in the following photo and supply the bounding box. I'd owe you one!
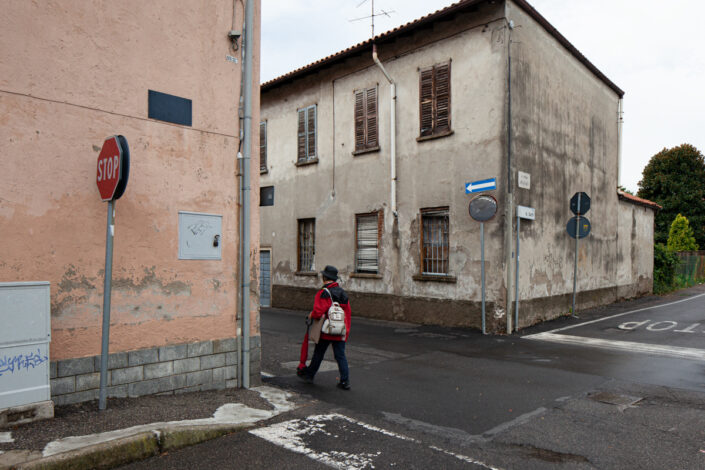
[354,87,378,152]
[297,105,317,163]
[419,62,451,137]
[260,121,267,172]
[420,208,449,275]
[297,218,315,272]
[355,212,382,273]
[260,186,274,206]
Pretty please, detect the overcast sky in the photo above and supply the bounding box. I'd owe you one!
[261,0,705,192]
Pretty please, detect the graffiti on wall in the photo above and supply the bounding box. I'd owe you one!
[0,349,48,377]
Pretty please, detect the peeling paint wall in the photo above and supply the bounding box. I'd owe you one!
[259,0,654,332]
[0,1,261,361]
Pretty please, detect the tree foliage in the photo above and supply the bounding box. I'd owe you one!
[667,214,698,252]
[637,144,705,246]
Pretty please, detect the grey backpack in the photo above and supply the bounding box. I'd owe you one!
[321,288,346,336]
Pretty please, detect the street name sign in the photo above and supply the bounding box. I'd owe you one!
[517,205,535,220]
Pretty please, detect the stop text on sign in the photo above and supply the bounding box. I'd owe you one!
[97,155,120,182]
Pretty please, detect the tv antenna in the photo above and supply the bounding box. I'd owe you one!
[349,0,395,39]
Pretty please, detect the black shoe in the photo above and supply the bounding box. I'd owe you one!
[296,367,308,377]
[337,381,350,390]
[298,373,313,384]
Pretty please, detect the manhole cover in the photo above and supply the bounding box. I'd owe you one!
[589,392,642,407]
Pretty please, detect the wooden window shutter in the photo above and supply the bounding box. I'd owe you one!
[419,68,434,136]
[259,121,267,171]
[307,105,316,159]
[435,63,451,132]
[354,91,365,151]
[366,87,378,148]
[297,109,306,161]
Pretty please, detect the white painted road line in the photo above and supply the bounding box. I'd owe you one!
[250,413,503,470]
[525,332,705,361]
[532,292,705,335]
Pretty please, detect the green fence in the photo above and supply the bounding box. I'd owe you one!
[675,251,705,285]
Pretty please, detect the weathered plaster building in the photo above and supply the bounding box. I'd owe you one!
[1,0,261,406]
[259,0,658,333]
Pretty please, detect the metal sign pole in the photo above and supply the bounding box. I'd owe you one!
[514,215,520,332]
[481,222,486,335]
[98,200,115,410]
[571,193,580,318]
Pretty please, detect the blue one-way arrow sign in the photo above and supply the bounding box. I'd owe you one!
[465,178,496,194]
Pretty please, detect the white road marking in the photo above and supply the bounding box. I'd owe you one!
[261,371,274,378]
[250,413,503,470]
[524,292,705,360]
[531,292,705,335]
[525,332,705,361]
[42,386,296,457]
[0,432,13,443]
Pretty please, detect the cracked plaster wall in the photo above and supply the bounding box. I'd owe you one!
[0,1,262,360]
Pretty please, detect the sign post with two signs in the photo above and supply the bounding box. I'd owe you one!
[96,135,130,411]
[567,192,590,317]
[467,180,498,335]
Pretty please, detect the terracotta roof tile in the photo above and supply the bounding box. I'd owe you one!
[618,190,661,210]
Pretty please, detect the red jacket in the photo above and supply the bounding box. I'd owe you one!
[311,282,352,342]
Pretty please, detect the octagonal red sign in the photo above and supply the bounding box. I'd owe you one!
[96,136,123,201]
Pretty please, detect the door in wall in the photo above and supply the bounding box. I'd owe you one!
[260,250,271,307]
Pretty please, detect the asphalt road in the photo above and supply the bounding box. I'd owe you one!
[121,286,705,469]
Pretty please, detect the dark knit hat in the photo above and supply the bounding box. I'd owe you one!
[320,265,338,281]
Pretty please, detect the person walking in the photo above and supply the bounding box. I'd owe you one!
[298,265,352,390]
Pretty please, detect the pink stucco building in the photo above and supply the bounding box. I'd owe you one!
[1,1,261,406]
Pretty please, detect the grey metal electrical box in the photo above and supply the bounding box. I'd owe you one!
[178,211,223,260]
[0,282,51,410]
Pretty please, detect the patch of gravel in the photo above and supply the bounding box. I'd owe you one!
[1,388,273,452]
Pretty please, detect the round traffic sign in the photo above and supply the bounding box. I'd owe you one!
[567,216,591,239]
[469,194,498,222]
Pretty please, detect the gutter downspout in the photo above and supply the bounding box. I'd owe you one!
[617,98,623,186]
[239,0,254,389]
[505,20,515,335]
[372,44,397,219]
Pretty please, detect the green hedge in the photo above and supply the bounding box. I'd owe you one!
[653,243,680,294]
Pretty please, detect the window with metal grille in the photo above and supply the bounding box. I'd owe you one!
[260,121,267,172]
[419,62,451,137]
[354,87,378,152]
[297,218,315,272]
[355,212,382,273]
[420,208,449,275]
[297,105,316,163]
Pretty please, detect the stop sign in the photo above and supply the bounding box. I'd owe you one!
[96,136,126,201]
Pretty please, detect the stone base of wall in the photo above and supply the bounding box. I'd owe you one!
[50,336,261,406]
[0,400,54,427]
[273,281,652,333]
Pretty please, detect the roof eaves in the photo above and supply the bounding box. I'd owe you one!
[618,190,661,210]
[261,0,624,98]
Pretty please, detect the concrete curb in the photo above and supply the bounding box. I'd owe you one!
[5,424,253,470]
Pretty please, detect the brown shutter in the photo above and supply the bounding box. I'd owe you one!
[354,91,365,151]
[259,121,267,171]
[307,105,316,158]
[435,63,451,133]
[419,68,434,136]
[297,109,306,161]
[366,87,378,148]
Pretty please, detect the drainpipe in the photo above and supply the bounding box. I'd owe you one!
[372,44,397,218]
[238,0,254,389]
[505,20,515,335]
[617,98,623,186]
